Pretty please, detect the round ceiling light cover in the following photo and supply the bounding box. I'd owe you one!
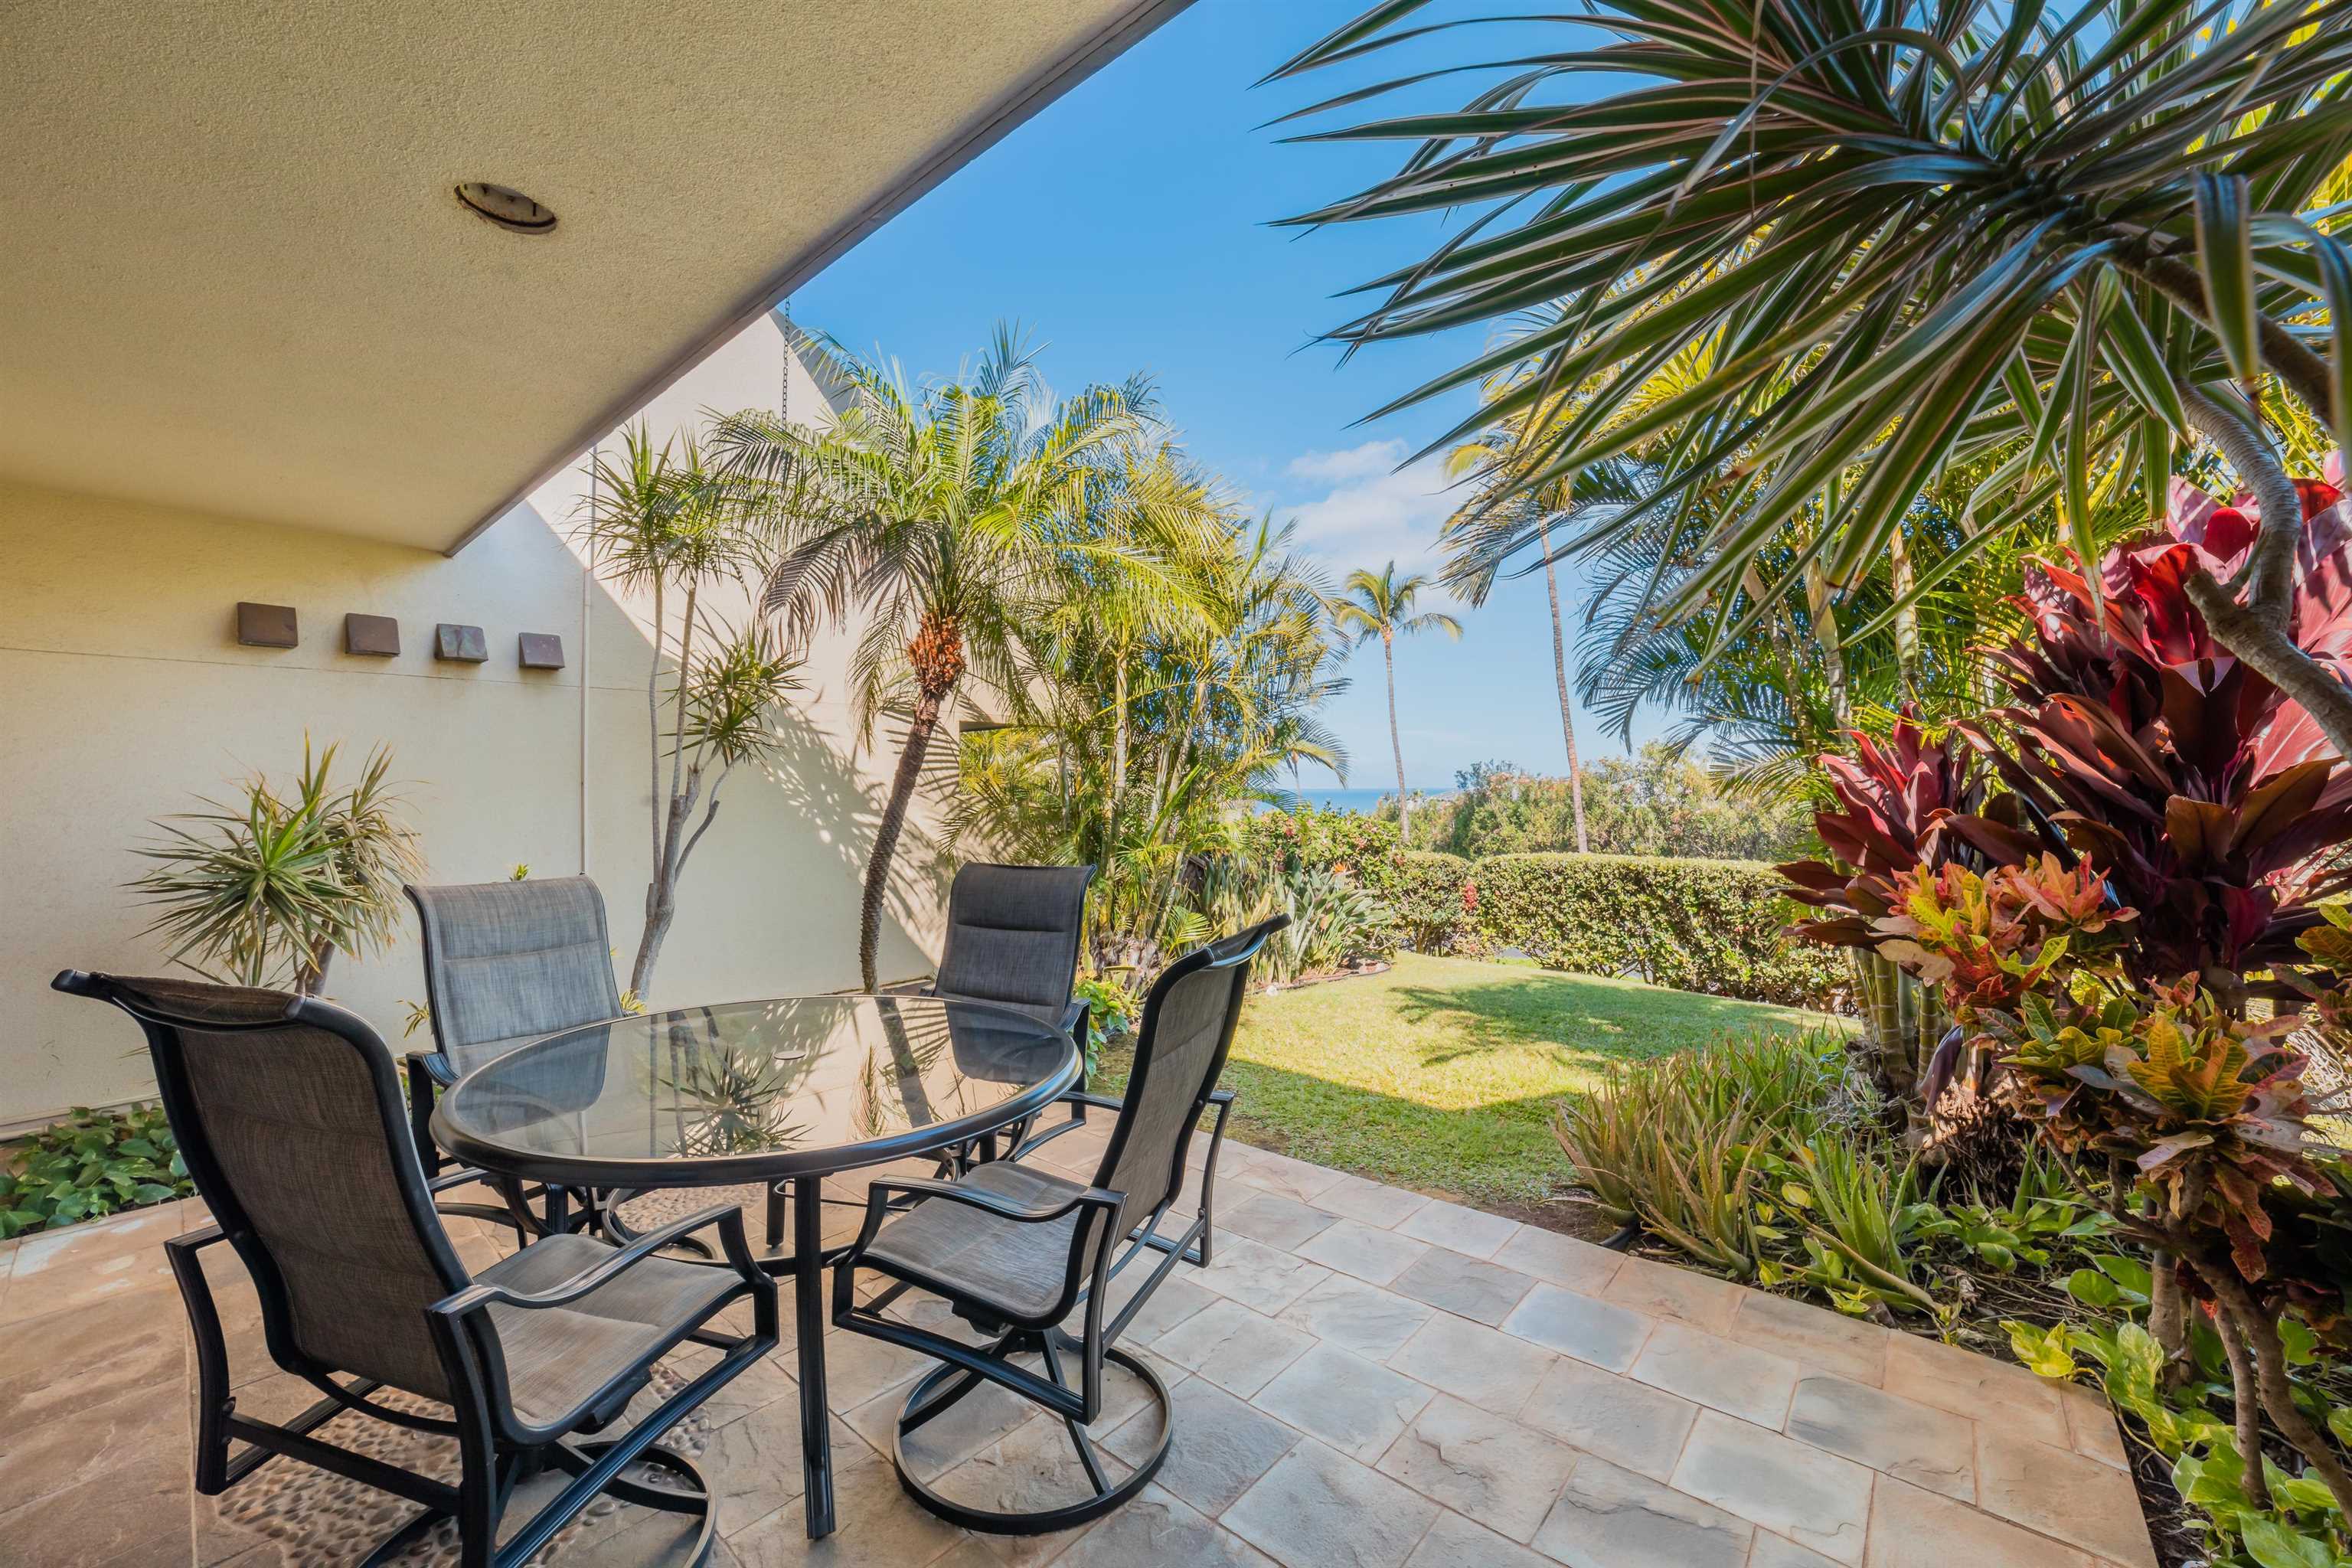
[455,181,557,234]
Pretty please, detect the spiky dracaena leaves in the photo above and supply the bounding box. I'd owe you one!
[1268,0,2352,702]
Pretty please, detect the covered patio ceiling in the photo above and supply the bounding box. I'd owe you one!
[0,0,1187,554]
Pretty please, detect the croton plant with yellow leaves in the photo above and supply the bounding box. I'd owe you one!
[1886,866,2352,1521]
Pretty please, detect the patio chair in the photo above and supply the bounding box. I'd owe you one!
[922,861,1094,1162]
[405,876,626,1236]
[52,969,778,1568]
[828,914,1285,1535]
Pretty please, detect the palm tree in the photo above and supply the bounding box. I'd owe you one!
[1049,442,1224,849]
[712,329,1145,990]
[1269,0,2352,755]
[956,511,1347,969]
[1332,563,1461,840]
[1442,388,1654,850]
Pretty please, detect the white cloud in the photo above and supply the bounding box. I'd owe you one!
[1279,439,1460,571]
[1285,439,1410,485]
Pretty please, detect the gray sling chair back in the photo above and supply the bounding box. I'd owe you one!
[405,877,627,1238]
[923,861,1095,1165]
[830,913,1288,1535]
[53,970,777,1568]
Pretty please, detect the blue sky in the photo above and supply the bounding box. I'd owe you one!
[795,0,1658,789]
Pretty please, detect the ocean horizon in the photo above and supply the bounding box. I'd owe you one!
[1257,786,1452,815]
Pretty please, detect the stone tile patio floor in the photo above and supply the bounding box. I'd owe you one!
[0,1122,2158,1568]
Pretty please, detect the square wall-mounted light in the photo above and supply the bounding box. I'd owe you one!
[518,632,566,669]
[345,613,400,657]
[235,603,298,648]
[435,624,488,663]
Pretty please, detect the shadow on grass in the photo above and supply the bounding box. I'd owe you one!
[1096,961,1838,1220]
[1096,1037,1588,1213]
[1388,974,1825,1071]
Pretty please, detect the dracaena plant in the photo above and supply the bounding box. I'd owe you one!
[1988,978,2352,1516]
[1795,483,2352,1008]
[1779,713,1991,949]
[1269,0,2352,760]
[1778,712,2007,1102]
[129,738,423,996]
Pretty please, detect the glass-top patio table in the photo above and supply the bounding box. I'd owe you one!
[432,993,1082,1539]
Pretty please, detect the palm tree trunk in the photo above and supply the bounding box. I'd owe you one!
[1109,658,1129,843]
[1384,631,1410,841]
[1888,529,1921,697]
[1805,559,1854,731]
[1537,518,1588,854]
[861,689,942,993]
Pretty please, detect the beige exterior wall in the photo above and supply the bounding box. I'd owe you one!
[0,312,949,1130]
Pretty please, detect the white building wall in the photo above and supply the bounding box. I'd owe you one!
[0,312,949,1129]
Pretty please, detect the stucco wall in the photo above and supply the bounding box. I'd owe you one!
[0,312,949,1129]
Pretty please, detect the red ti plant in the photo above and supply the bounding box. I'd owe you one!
[1779,713,2036,1101]
[1779,714,1996,949]
[1952,468,2352,999]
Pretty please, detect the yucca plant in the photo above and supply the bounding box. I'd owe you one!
[1271,0,2352,753]
[128,738,421,995]
[573,424,804,998]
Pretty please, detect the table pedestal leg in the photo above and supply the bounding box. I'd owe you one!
[794,1174,835,1538]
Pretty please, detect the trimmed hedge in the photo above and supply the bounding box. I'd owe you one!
[1468,853,1843,1010]
[1395,851,1479,955]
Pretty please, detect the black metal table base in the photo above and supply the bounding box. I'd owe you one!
[791,1174,835,1537]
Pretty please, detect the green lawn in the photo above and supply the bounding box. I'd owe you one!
[1099,952,1842,1220]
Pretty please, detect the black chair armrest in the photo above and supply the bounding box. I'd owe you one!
[871,1175,1121,1223]
[429,1204,758,1320]
[838,1174,1122,1268]
[173,1219,229,1250]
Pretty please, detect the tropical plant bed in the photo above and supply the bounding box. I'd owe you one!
[1563,1014,2352,1568]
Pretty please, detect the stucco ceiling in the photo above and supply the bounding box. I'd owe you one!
[0,1,1186,552]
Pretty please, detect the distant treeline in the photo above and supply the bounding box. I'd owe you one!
[1380,743,1811,864]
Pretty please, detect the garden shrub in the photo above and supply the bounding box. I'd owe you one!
[1475,852,1842,1008]
[1243,806,1404,960]
[1393,851,1478,955]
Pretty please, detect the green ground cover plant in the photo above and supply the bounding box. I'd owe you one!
[0,1103,191,1237]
